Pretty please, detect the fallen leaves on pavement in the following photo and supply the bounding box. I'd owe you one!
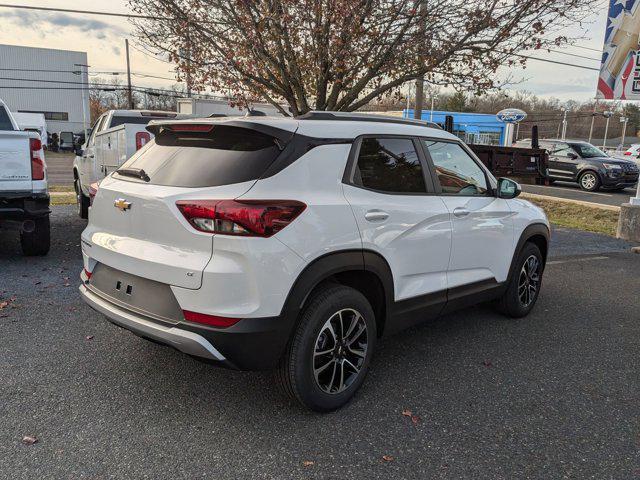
[302,461,314,467]
[382,455,394,462]
[402,409,421,425]
[22,436,38,446]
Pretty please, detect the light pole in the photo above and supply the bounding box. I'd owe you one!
[430,92,438,122]
[603,111,613,149]
[620,116,629,151]
[561,109,568,140]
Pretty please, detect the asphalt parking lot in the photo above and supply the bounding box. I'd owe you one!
[1,206,639,479]
[522,182,636,207]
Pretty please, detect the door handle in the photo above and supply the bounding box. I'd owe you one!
[364,210,389,222]
[453,207,470,218]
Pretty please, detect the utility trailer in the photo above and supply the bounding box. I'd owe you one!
[469,144,549,185]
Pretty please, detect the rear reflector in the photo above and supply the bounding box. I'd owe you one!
[183,310,242,328]
[176,200,306,237]
[30,138,45,180]
[83,268,92,280]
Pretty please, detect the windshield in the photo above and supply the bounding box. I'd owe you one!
[568,142,607,158]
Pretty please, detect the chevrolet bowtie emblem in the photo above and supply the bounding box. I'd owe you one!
[114,198,132,212]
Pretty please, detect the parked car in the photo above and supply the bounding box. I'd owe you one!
[73,110,184,219]
[12,112,48,149]
[622,143,640,161]
[515,139,639,191]
[79,112,550,411]
[0,99,50,255]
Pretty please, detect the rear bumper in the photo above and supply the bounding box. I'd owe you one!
[79,281,292,371]
[0,192,50,220]
[80,284,227,363]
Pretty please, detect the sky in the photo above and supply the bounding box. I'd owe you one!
[0,0,611,103]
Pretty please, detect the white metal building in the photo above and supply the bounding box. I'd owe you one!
[0,44,90,135]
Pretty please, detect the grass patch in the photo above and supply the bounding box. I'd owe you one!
[524,196,619,236]
[51,193,76,206]
[49,185,75,193]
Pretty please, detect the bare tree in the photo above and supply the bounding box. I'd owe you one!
[128,0,599,116]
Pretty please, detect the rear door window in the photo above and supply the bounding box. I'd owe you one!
[115,124,283,188]
[353,137,427,193]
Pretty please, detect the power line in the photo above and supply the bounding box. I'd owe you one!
[0,3,163,20]
[501,51,601,72]
[0,67,178,82]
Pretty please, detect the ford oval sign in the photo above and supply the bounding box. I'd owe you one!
[496,108,527,123]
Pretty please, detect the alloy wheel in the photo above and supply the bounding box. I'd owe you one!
[581,173,597,190]
[518,255,540,307]
[313,308,368,395]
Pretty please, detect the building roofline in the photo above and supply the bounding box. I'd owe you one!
[0,43,87,56]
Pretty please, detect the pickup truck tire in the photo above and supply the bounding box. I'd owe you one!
[75,179,89,219]
[20,216,50,256]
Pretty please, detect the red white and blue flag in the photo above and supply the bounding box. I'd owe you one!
[598,0,640,99]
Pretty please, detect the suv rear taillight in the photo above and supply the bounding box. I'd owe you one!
[176,200,306,237]
[30,138,44,180]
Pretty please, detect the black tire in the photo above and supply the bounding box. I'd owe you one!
[496,242,544,318]
[277,285,376,412]
[75,179,89,219]
[20,216,50,256]
[578,170,601,192]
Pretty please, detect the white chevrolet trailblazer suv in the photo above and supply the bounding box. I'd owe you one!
[79,112,550,412]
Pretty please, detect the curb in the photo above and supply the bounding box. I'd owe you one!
[520,192,621,213]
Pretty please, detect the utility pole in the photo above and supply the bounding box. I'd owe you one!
[185,22,192,98]
[561,109,568,140]
[74,63,89,145]
[125,39,134,109]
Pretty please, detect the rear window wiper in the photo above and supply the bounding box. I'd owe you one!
[116,167,150,182]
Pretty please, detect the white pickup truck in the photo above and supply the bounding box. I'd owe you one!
[0,99,50,255]
[73,110,183,218]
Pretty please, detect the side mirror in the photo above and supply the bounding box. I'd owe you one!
[74,145,83,157]
[567,152,579,160]
[497,178,521,199]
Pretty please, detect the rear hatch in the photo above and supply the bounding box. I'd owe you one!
[82,120,296,290]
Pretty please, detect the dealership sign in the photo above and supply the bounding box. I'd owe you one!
[496,108,527,123]
[597,0,640,99]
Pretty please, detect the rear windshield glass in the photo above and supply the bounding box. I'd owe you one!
[0,107,15,130]
[110,116,177,128]
[115,125,282,187]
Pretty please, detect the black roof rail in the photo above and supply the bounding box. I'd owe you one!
[295,111,442,129]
